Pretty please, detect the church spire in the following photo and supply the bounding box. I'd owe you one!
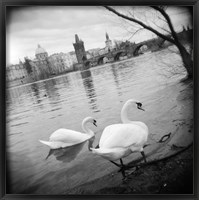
[106,32,109,40]
[75,34,80,43]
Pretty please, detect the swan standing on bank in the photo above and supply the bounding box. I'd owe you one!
[91,99,148,178]
[39,117,97,149]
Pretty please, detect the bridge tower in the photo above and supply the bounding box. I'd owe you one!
[73,34,87,64]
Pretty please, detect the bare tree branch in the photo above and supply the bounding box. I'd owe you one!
[127,27,145,40]
[104,6,176,44]
[157,15,167,23]
[151,20,171,35]
[151,6,180,44]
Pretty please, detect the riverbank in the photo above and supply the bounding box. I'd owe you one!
[65,78,193,195]
[67,144,193,194]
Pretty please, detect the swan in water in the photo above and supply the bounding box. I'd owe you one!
[91,99,148,178]
[39,116,97,149]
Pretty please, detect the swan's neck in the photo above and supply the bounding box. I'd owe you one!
[121,101,148,132]
[82,121,94,136]
[121,102,131,123]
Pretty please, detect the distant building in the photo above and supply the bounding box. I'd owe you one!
[96,33,114,56]
[6,44,76,85]
[33,44,51,74]
[87,48,101,57]
[48,52,74,74]
[59,52,74,68]
[105,32,113,51]
[68,51,78,64]
[6,61,28,81]
[98,47,108,55]
[32,45,51,78]
[73,34,87,64]
[35,44,48,61]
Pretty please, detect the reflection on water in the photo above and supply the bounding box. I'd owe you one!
[31,83,40,99]
[46,141,87,163]
[6,48,187,194]
[110,64,123,97]
[43,79,60,102]
[80,70,99,112]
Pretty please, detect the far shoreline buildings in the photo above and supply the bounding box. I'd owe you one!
[6,44,78,87]
[6,32,115,87]
[6,28,192,87]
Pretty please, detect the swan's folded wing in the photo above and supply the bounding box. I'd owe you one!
[49,129,90,144]
[39,140,73,149]
[91,147,130,161]
[99,124,147,148]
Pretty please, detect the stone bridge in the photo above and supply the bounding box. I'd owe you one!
[131,37,167,56]
[88,49,127,65]
[87,37,167,66]
[83,29,192,68]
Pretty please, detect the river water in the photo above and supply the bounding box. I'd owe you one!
[6,47,187,194]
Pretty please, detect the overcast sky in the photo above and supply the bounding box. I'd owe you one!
[6,6,192,65]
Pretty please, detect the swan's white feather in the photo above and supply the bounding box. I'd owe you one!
[91,147,131,161]
[39,140,73,149]
[99,124,147,149]
[49,128,90,143]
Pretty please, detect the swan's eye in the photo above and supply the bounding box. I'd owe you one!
[136,102,145,111]
[136,102,142,107]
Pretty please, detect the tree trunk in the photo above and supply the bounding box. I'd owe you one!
[176,43,193,79]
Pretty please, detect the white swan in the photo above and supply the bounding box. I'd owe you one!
[39,117,97,149]
[91,99,148,178]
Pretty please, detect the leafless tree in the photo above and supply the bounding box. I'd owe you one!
[104,6,193,79]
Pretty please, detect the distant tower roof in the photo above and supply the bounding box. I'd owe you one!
[106,32,109,40]
[19,58,22,64]
[75,34,80,43]
[35,44,47,55]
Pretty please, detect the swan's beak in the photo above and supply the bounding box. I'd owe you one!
[139,107,145,111]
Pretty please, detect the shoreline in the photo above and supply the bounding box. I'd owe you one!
[66,144,193,194]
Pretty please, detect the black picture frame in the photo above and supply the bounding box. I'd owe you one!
[1,0,198,199]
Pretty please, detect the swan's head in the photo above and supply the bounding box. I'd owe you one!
[126,99,145,111]
[136,102,145,111]
[82,116,97,127]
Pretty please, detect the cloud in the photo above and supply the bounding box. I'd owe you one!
[7,6,108,33]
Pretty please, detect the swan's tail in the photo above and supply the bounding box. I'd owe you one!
[90,147,97,153]
[90,147,103,155]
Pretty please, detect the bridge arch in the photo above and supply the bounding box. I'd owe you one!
[114,51,125,61]
[133,44,149,56]
[133,37,169,56]
[97,56,105,65]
